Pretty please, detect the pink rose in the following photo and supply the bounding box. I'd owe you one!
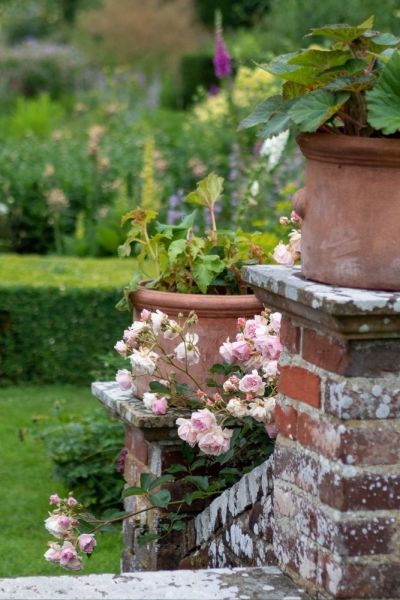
[59,542,83,571]
[78,533,96,554]
[289,230,301,255]
[150,309,167,334]
[114,340,128,356]
[67,496,78,507]
[231,340,252,362]
[174,333,200,365]
[290,210,302,223]
[140,308,151,322]
[272,242,294,266]
[269,312,282,333]
[116,369,133,391]
[176,417,198,446]
[264,335,283,360]
[243,319,257,338]
[263,360,278,379]
[197,426,232,456]
[239,370,265,396]
[151,397,168,415]
[45,514,72,538]
[44,543,62,563]
[219,340,235,363]
[49,494,61,505]
[191,408,216,433]
[123,321,147,346]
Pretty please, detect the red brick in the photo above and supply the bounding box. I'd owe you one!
[320,470,400,511]
[325,377,400,420]
[273,520,318,584]
[274,442,320,495]
[297,412,339,459]
[280,317,301,354]
[132,428,149,465]
[279,365,321,408]
[275,402,298,440]
[302,328,349,373]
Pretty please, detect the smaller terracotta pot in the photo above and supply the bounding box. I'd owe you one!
[130,288,263,398]
[294,133,400,291]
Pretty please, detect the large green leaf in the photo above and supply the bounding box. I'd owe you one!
[325,74,374,92]
[186,173,223,209]
[367,51,400,134]
[288,49,351,71]
[168,238,187,264]
[148,489,171,508]
[307,16,374,42]
[288,90,350,131]
[192,255,225,293]
[260,55,317,84]
[238,95,283,129]
[258,111,293,139]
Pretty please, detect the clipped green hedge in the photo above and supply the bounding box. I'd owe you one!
[0,255,133,385]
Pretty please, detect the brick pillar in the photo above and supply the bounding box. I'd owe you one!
[242,265,400,599]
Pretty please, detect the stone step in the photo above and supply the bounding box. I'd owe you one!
[0,567,309,600]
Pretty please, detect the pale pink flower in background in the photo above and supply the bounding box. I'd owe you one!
[191,408,216,433]
[269,312,282,334]
[197,426,232,456]
[262,335,283,361]
[151,310,167,334]
[114,340,128,356]
[78,534,96,554]
[143,392,158,411]
[115,369,133,391]
[151,397,168,415]
[243,319,257,338]
[45,514,72,538]
[248,399,267,423]
[290,210,302,223]
[163,319,181,340]
[223,374,240,393]
[44,543,62,563]
[272,242,294,266]
[140,309,151,321]
[123,321,148,346]
[289,230,301,255]
[231,340,252,362]
[219,340,235,363]
[67,497,78,508]
[174,333,200,365]
[226,398,248,418]
[263,397,276,423]
[176,417,198,446]
[239,370,265,396]
[263,360,278,379]
[59,542,83,571]
[130,349,158,375]
[279,216,289,225]
[49,494,61,505]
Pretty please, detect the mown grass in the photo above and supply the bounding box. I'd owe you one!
[0,385,122,577]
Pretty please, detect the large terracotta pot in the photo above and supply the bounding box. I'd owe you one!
[293,133,400,291]
[130,288,263,398]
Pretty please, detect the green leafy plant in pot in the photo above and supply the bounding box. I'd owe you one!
[117,173,274,396]
[241,16,400,290]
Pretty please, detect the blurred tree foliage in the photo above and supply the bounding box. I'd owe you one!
[193,0,270,29]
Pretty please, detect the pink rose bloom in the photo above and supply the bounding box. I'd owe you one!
[151,397,168,415]
[269,312,282,334]
[219,340,235,363]
[197,426,232,456]
[59,542,83,571]
[239,370,265,396]
[114,340,128,356]
[67,496,78,507]
[272,242,294,266]
[279,216,289,225]
[264,335,283,360]
[263,360,279,379]
[174,333,200,365]
[290,210,302,223]
[49,494,61,505]
[143,392,158,410]
[123,321,147,346]
[150,309,167,334]
[78,533,96,554]
[289,230,301,254]
[45,514,72,538]
[243,319,257,338]
[44,543,62,563]
[231,340,252,362]
[191,408,216,433]
[176,417,198,446]
[116,369,133,391]
[140,308,151,321]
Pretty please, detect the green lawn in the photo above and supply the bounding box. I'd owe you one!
[0,385,122,577]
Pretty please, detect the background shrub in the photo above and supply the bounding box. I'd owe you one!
[0,255,132,385]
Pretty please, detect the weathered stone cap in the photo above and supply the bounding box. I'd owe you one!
[0,567,310,599]
[92,381,189,430]
[242,265,400,339]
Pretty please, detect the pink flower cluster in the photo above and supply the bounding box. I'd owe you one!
[272,210,302,266]
[176,409,232,456]
[44,494,96,571]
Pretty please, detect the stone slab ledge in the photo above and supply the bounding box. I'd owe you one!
[0,567,310,600]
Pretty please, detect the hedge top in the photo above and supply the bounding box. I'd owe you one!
[0,254,134,289]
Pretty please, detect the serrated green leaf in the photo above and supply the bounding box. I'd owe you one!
[191,458,206,470]
[238,95,283,130]
[192,255,225,293]
[168,238,187,264]
[137,532,158,546]
[156,210,197,233]
[288,49,351,70]
[166,463,188,474]
[365,32,400,46]
[148,474,175,490]
[186,173,223,209]
[307,16,374,42]
[123,486,146,498]
[367,50,400,134]
[282,81,308,100]
[325,74,374,92]
[148,489,171,508]
[258,111,293,140]
[288,90,350,131]
[185,475,209,491]
[149,381,170,394]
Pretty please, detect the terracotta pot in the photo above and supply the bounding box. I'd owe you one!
[293,133,400,291]
[130,288,263,398]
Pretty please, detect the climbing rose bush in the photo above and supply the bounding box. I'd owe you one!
[272,210,302,266]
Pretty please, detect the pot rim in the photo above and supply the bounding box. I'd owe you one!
[130,286,263,318]
[297,132,400,167]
